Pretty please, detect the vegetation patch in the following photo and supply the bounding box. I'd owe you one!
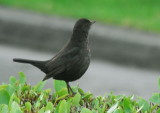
[0,0,160,32]
[0,72,160,113]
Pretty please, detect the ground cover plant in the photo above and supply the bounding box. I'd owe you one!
[0,0,160,33]
[0,72,160,113]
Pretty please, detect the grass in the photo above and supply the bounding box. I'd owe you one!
[0,0,160,33]
[0,72,160,112]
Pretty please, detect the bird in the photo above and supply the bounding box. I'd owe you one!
[13,18,96,94]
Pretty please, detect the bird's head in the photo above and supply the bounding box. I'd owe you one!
[73,18,96,32]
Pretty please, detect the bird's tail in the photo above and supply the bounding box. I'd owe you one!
[13,58,47,73]
[13,58,36,64]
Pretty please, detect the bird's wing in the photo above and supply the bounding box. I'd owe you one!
[43,47,80,79]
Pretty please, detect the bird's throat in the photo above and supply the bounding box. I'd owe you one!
[70,30,89,48]
[71,30,88,42]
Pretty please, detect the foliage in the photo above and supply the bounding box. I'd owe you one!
[0,72,159,113]
[0,0,160,33]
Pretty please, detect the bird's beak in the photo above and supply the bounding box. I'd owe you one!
[90,20,96,24]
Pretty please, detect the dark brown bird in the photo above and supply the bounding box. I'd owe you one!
[13,18,95,94]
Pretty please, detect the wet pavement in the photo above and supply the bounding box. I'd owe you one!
[0,44,159,99]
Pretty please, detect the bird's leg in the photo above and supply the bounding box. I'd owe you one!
[66,81,75,95]
[68,84,74,94]
[66,81,70,94]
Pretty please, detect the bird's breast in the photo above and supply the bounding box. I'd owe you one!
[64,48,90,81]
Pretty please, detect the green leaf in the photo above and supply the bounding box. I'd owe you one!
[137,98,150,111]
[71,86,79,93]
[54,80,67,92]
[150,104,158,112]
[58,100,68,113]
[157,108,160,113]
[72,93,81,106]
[19,72,26,84]
[102,102,107,113]
[78,88,85,95]
[9,94,20,107]
[149,93,160,104]
[45,102,53,112]
[44,88,52,94]
[80,108,93,113]
[9,76,17,85]
[34,100,41,109]
[82,93,93,99]
[137,105,144,113]
[25,102,31,112]
[94,98,99,108]
[107,102,118,113]
[54,102,61,113]
[45,110,51,113]
[0,89,10,105]
[129,95,134,100]
[114,95,124,101]
[38,107,45,113]
[33,81,46,92]
[10,101,22,113]
[21,85,30,92]
[113,107,123,113]
[39,94,44,101]
[56,88,68,97]
[6,84,15,96]
[123,97,133,112]
[0,85,8,90]
[0,104,9,113]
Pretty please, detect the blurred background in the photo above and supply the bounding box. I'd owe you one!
[0,0,160,99]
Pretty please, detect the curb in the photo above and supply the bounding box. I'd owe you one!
[0,6,160,70]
